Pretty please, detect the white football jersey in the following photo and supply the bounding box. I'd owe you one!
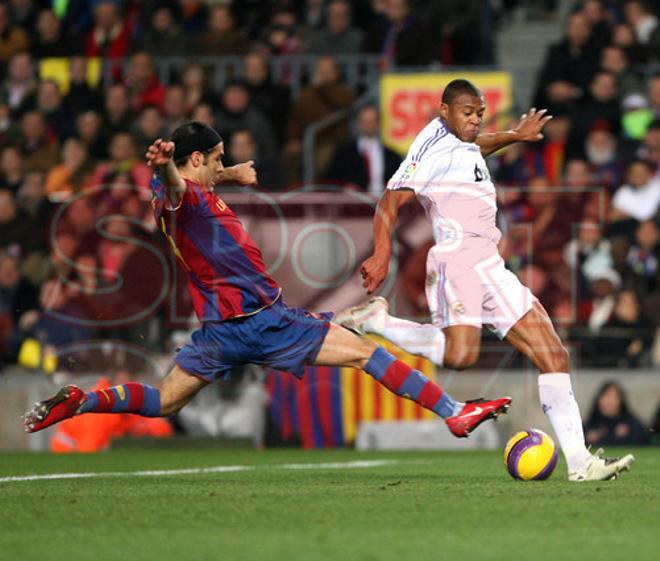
[387,118,501,249]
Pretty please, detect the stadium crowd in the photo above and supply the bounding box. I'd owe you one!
[0,0,658,374]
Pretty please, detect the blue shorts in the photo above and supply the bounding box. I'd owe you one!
[176,299,333,382]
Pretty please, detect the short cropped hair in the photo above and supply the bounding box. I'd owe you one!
[442,79,481,105]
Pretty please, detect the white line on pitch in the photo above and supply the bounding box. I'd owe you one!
[0,459,398,484]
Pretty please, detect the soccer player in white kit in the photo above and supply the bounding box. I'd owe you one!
[336,79,634,481]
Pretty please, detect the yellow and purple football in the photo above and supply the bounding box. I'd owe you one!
[503,429,558,481]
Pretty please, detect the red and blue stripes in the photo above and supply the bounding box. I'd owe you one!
[151,175,281,322]
[364,348,457,419]
[79,383,161,417]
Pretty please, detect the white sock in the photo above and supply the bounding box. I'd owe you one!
[538,373,592,472]
[365,313,445,366]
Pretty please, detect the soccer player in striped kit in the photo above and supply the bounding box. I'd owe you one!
[336,79,635,481]
[24,122,510,439]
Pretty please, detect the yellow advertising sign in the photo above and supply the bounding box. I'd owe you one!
[39,57,102,95]
[380,71,513,155]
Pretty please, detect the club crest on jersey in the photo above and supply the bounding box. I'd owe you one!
[400,161,418,181]
[452,302,466,315]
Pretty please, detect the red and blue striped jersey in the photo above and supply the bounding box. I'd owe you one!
[151,173,282,322]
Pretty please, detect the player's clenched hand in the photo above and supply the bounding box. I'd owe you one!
[513,107,553,143]
[230,161,257,185]
[145,139,175,166]
[361,254,389,294]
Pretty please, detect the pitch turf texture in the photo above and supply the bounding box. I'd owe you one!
[1,446,657,561]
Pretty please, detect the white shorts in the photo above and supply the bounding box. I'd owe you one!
[425,246,537,339]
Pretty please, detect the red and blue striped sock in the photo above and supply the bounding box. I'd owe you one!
[363,347,462,418]
[78,383,161,417]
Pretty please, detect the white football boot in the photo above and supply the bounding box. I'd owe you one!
[568,449,635,481]
[333,297,389,335]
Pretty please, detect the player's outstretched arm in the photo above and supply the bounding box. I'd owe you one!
[146,139,186,205]
[362,189,415,294]
[476,107,552,157]
[216,161,257,185]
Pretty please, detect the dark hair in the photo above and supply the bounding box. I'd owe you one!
[587,381,630,423]
[171,121,223,167]
[442,79,481,104]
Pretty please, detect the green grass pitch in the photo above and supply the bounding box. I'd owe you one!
[0,446,658,561]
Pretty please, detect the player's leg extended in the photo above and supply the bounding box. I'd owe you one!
[315,324,510,436]
[334,297,447,365]
[24,365,207,433]
[506,302,634,480]
[334,299,482,370]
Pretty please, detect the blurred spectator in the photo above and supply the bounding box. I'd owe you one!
[624,218,660,322]
[612,21,648,64]
[8,0,39,35]
[0,188,42,256]
[261,8,303,57]
[638,119,660,170]
[102,84,132,138]
[14,110,59,172]
[622,76,660,140]
[180,0,208,34]
[0,252,38,326]
[491,139,545,186]
[228,129,282,191]
[579,0,612,49]
[191,102,215,127]
[285,56,355,181]
[581,284,655,366]
[85,0,132,60]
[584,128,623,190]
[30,8,82,59]
[45,137,95,199]
[124,52,166,113]
[533,12,602,115]
[583,267,620,330]
[585,381,650,446]
[17,169,52,230]
[0,145,25,194]
[214,81,279,164]
[64,57,103,117]
[0,51,37,119]
[76,109,109,161]
[515,179,572,317]
[140,4,189,56]
[180,63,213,114]
[324,105,401,195]
[37,80,75,143]
[5,277,95,364]
[131,105,167,156]
[364,0,434,67]
[242,52,291,143]
[423,0,483,65]
[162,85,189,137]
[306,0,364,55]
[93,131,151,197]
[91,217,166,338]
[566,71,621,159]
[191,4,248,56]
[534,115,571,184]
[0,3,28,63]
[564,219,614,301]
[610,159,660,238]
[600,45,645,100]
[624,0,658,45]
[300,0,325,32]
